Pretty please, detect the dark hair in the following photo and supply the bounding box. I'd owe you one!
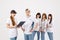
[10,10,16,26]
[10,10,16,14]
[48,14,52,24]
[42,13,47,19]
[10,16,16,26]
[36,12,41,18]
[25,9,29,11]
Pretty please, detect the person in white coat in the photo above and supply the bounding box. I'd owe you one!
[46,14,53,40]
[41,13,47,40]
[6,10,18,40]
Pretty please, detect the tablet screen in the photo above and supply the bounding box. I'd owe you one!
[17,21,25,27]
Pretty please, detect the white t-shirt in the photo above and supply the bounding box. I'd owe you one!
[34,18,41,31]
[41,19,47,32]
[22,16,36,34]
[46,20,53,32]
[6,17,18,38]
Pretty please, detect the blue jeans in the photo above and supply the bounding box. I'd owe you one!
[10,37,17,40]
[47,32,53,40]
[32,31,40,40]
[24,34,33,40]
[41,32,45,40]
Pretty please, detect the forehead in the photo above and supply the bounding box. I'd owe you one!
[48,16,51,17]
[43,15,46,16]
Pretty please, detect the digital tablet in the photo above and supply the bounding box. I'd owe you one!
[17,21,25,27]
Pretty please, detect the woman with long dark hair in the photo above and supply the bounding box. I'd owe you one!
[46,14,53,40]
[6,10,18,40]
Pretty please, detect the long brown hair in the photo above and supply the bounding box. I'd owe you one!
[10,10,16,26]
[10,16,16,26]
[42,13,47,20]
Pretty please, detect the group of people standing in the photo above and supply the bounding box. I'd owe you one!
[6,9,53,40]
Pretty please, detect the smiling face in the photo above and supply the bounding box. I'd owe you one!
[36,13,41,19]
[42,13,47,20]
[10,10,16,17]
[48,14,52,20]
[48,16,51,20]
[42,15,46,20]
[43,15,45,19]
[26,10,30,15]
[36,15,40,18]
[25,9,30,16]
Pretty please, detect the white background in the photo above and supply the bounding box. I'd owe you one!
[0,0,60,40]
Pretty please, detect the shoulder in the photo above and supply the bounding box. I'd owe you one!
[30,15,35,18]
[30,16,36,21]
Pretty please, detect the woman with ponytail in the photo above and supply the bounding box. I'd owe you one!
[6,10,18,40]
